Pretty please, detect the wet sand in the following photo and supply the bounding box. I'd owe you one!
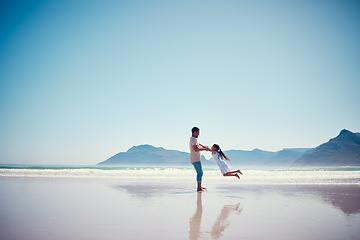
[0,178,359,240]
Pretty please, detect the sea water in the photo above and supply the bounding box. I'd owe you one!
[1,165,359,185]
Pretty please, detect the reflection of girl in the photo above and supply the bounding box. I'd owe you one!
[211,144,243,179]
[211,203,243,239]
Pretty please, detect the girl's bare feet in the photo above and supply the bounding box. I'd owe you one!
[236,174,240,179]
[237,169,243,175]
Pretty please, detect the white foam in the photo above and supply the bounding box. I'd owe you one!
[1,168,359,185]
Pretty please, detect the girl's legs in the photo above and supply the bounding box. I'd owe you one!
[223,172,240,179]
[226,169,243,175]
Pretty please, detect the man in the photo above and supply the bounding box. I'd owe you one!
[189,127,210,192]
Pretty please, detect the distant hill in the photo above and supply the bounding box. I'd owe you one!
[97,144,211,166]
[271,148,313,165]
[222,148,311,166]
[97,129,360,167]
[223,149,274,166]
[294,129,360,166]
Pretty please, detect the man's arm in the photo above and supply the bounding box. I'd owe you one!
[193,144,210,152]
[200,143,212,151]
[199,143,211,151]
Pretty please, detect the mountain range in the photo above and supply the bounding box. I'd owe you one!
[294,129,360,166]
[98,144,210,166]
[97,129,360,167]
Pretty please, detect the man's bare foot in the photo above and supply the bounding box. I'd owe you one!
[197,187,207,192]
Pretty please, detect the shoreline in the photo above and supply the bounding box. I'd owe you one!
[1,167,360,184]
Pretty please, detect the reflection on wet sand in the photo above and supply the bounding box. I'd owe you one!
[210,203,242,239]
[189,192,242,240]
[189,192,203,240]
[305,185,360,215]
[114,184,173,198]
[220,184,360,215]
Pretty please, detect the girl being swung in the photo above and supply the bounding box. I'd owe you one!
[210,144,243,179]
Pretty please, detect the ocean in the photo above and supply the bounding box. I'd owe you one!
[1,164,360,185]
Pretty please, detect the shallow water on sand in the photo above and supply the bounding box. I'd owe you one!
[0,177,359,240]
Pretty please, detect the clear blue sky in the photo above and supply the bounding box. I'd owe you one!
[1,0,359,165]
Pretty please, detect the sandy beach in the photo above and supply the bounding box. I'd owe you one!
[1,169,360,240]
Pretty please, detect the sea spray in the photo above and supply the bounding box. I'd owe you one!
[1,165,360,185]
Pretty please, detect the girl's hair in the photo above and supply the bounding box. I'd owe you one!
[213,144,230,161]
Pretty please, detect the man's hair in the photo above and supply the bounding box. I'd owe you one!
[191,127,200,133]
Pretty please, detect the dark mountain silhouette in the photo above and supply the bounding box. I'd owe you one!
[223,148,274,165]
[97,144,211,166]
[97,129,360,166]
[270,148,312,165]
[223,148,311,166]
[294,129,360,166]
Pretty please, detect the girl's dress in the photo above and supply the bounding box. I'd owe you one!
[212,152,232,175]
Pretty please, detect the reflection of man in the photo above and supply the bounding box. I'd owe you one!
[189,127,209,192]
[189,192,203,240]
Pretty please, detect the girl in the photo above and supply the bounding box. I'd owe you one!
[211,144,243,179]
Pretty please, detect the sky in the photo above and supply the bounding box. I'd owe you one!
[0,0,359,165]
